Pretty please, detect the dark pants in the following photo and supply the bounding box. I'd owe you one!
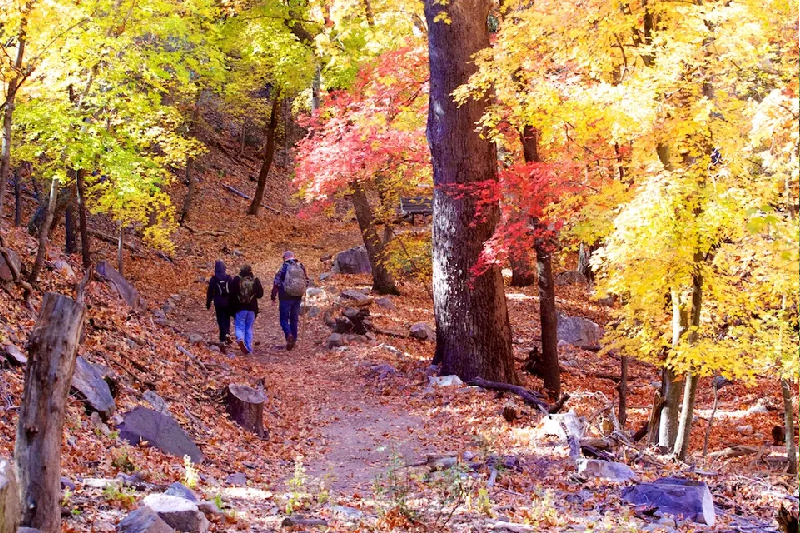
[215,306,231,343]
[279,298,301,340]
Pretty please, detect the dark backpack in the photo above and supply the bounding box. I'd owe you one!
[238,276,256,304]
[215,277,231,306]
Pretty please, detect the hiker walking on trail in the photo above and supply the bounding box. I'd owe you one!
[231,264,264,354]
[271,251,308,351]
[206,260,234,345]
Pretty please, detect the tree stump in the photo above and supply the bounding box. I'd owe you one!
[225,384,267,439]
[15,292,86,532]
[0,458,20,533]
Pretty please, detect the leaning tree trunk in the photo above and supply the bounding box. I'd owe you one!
[76,169,91,267]
[350,181,399,295]
[225,384,267,439]
[782,378,798,475]
[248,91,280,216]
[15,291,87,532]
[426,0,515,383]
[28,179,58,283]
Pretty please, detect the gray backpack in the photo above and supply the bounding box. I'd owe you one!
[283,261,306,297]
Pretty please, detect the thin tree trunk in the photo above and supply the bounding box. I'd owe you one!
[239,118,247,155]
[76,169,90,267]
[426,0,515,383]
[14,169,22,226]
[520,124,559,395]
[65,203,76,254]
[249,91,281,216]
[28,178,58,283]
[362,0,375,26]
[782,379,798,475]
[509,127,539,287]
[350,181,399,295]
[659,289,686,451]
[15,290,87,531]
[0,3,29,219]
[117,222,124,277]
[311,65,321,112]
[702,382,720,457]
[179,157,194,225]
[535,237,559,398]
[619,355,628,428]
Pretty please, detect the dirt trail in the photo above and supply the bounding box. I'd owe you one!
[178,284,437,495]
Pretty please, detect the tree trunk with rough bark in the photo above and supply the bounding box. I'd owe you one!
[535,237,559,398]
[15,291,87,532]
[249,92,281,216]
[225,384,267,439]
[350,182,399,295]
[426,0,515,383]
[179,157,194,225]
[14,170,22,227]
[28,179,58,283]
[76,169,91,267]
[619,355,628,428]
[117,223,124,277]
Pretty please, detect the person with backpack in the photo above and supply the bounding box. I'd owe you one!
[206,260,233,345]
[271,251,308,350]
[231,264,264,354]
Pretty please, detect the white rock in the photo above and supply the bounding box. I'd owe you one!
[429,375,463,387]
[735,425,754,435]
[577,459,636,482]
[142,494,209,532]
[537,411,585,441]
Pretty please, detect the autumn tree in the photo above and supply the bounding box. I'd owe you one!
[424,0,515,383]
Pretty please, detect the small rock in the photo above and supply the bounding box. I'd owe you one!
[301,304,321,318]
[340,289,373,307]
[375,297,396,311]
[747,403,768,414]
[83,478,115,489]
[153,310,167,320]
[195,276,206,283]
[143,391,169,415]
[428,456,458,470]
[327,333,344,349]
[224,472,246,486]
[196,501,222,517]
[409,322,435,341]
[142,494,208,532]
[305,287,324,299]
[331,505,364,520]
[364,331,377,341]
[281,516,328,528]
[429,375,463,387]
[53,260,76,278]
[61,476,76,491]
[165,482,198,502]
[117,506,173,533]
[90,411,112,436]
[319,272,334,282]
[577,459,636,482]
[735,425,754,435]
[162,304,175,315]
[3,344,26,366]
[188,334,203,344]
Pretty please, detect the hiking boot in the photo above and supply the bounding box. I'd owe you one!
[238,340,249,354]
[286,335,295,351]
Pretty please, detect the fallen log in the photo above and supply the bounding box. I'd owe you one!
[225,384,268,439]
[88,229,137,252]
[468,377,549,414]
[222,184,282,215]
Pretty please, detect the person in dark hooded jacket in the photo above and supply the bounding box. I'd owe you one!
[206,260,234,344]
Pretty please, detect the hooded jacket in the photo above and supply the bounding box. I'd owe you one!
[206,260,234,309]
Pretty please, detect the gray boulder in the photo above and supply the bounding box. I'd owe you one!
[72,356,116,419]
[409,322,435,341]
[143,391,169,415]
[164,482,198,502]
[340,290,372,307]
[2,344,26,366]
[622,477,715,526]
[1,458,20,533]
[0,247,21,283]
[142,494,208,532]
[319,272,334,282]
[557,314,602,348]
[301,305,321,318]
[118,407,203,463]
[327,333,344,349]
[333,246,372,274]
[577,459,636,482]
[117,507,174,533]
[53,260,76,279]
[224,472,246,486]
[96,261,142,310]
[375,297,396,311]
[555,271,588,286]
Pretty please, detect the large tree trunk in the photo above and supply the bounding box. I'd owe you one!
[781,379,798,475]
[15,291,87,532]
[28,179,58,283]
[248,91,281,216]
[426,0,515,383]
[350,182,399,295]
[76,169,91,267]
[0,7,28,220]
[535,236,559,398]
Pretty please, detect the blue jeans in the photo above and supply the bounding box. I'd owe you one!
[279,299,301,340]
[234,310,256,352]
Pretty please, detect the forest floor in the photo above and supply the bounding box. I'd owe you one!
[0,130,798,532]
